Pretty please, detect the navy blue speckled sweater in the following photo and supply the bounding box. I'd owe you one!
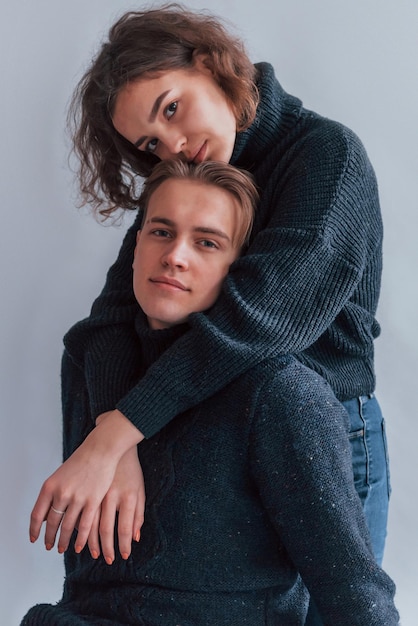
[63,62,383,439]
[22,315,398,625]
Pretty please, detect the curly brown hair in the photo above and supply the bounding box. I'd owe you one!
[68,3,259,218]
[139,160,259,249]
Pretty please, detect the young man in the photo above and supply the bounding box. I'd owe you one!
[24,161,398,625]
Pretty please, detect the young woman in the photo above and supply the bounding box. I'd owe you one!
[29,4,391,624]
[23,160,398,626]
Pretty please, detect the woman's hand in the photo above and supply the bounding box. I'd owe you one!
[29,410,144,555]
[87,446,145,564]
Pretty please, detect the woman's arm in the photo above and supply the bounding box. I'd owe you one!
[249,362,398,625]
[87,442,145,564]
[65,126,380,437]
[63,210,143,419]
[30,410,143,555]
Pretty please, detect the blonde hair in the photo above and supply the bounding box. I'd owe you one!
[139,160,259,249]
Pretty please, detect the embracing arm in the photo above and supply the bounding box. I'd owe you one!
[63,209,143,419]
[65,126,381,437]
[30,409,143,556]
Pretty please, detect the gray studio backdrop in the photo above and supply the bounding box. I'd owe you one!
[1,1,416,624]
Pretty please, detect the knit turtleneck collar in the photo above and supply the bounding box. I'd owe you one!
[134,309,189,374]
[230,62,303,171]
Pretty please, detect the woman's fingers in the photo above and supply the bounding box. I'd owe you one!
[117,495,137,560]
[133,497,145,544]
[29,482,54,543]
[132,464,145,544]
[29,415,131,555]
[29,469,105,555]
[66,504,100,554]
[29,442,144,563]
[44,505,67,550]
[87,509,101,559]
[99,497,118,565]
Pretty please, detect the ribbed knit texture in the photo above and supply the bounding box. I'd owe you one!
[63,62,383,439]
[22,316,398,625]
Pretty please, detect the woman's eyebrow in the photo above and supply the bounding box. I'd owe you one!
[134,90,171,148]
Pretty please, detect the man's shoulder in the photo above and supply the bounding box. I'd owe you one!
[247,356,339,411]
[244,357,348,441]
[249,355,319,382]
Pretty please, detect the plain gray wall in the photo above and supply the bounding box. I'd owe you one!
[1,1,416,623]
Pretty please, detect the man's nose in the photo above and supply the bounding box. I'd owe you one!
[162,240,189,269]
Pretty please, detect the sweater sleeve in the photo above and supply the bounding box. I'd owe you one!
[63,209,143,416]
[249,363,398,625]
[64,127,379,437]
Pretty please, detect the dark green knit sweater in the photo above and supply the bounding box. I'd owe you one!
[64,62,383,439]
[22,316,398,625]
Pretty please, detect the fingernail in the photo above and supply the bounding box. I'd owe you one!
[91,550,99,559]
[75,544,83,554]
[58,545,66,554]
[121,552,129,560]
[134,530,140,542]
[45,543,53,551]
[105,556,114,565]
[30,536,36,543]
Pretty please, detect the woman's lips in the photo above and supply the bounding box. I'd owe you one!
[191,141,207,164]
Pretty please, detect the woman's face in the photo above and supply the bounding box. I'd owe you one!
[112,56,237,164]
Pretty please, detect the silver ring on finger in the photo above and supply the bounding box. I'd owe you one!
[51,505,66,516]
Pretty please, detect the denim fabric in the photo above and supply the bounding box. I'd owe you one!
[345,394,391,563]
[305,394,391,625]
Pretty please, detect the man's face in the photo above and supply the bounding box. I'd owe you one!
[133,178,241,329]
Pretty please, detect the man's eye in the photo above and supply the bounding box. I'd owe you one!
[165,101,178,119]
[199,240,218,249]
[146,138,158,153]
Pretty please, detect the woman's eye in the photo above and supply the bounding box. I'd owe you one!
[152,229,171,238]
[165,101,178,119]
[146,138,158,153]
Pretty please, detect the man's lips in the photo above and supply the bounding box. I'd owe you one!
[150,276,189,291]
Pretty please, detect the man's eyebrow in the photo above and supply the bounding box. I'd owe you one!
[134,90,171,148]
[193,226,231,241]
[147,217,231,241]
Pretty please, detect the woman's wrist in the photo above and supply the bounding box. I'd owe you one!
[89,409,144,462]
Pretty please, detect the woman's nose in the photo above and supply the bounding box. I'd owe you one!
[161,129,187,157]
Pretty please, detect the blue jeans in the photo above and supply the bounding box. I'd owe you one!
[305,394,391,625]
